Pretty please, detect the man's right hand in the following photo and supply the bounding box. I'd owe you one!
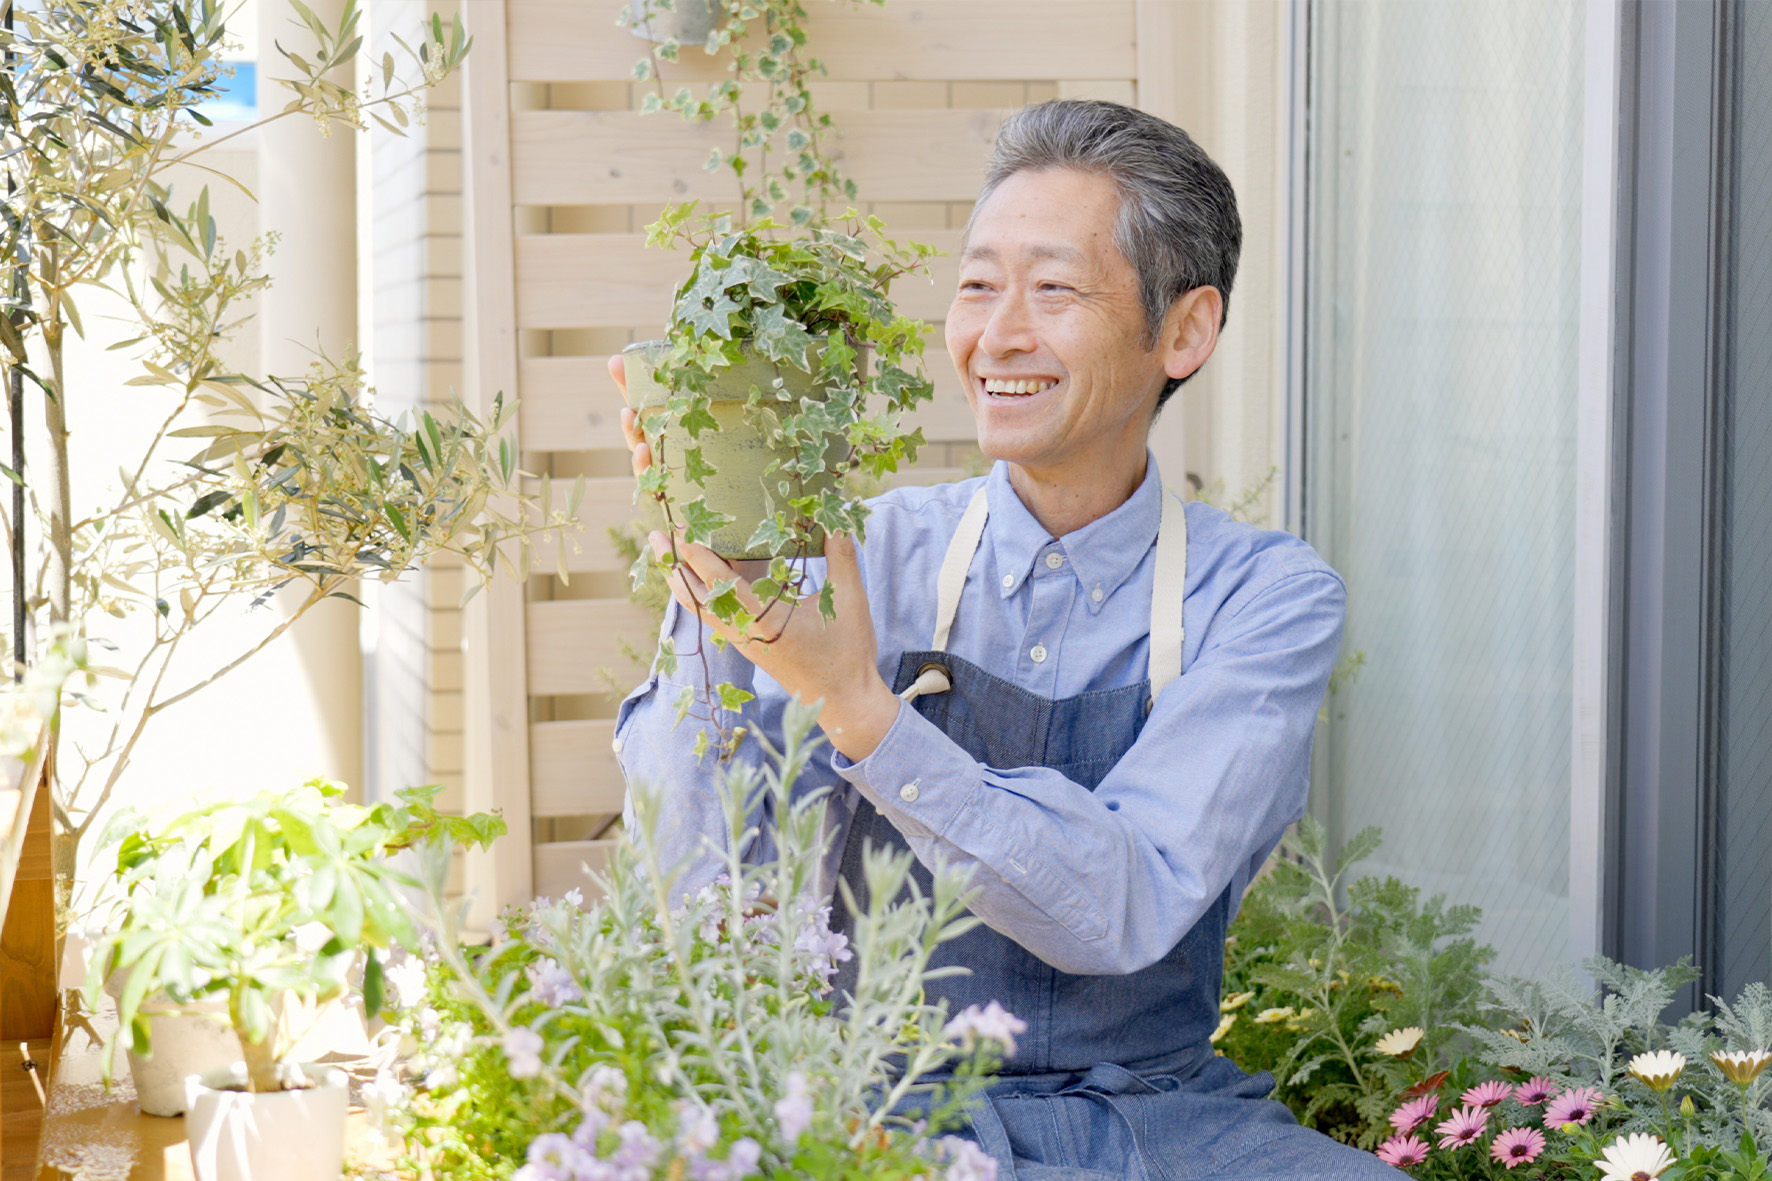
[610,354,653,479]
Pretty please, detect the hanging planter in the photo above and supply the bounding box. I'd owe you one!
[625,0,720,44]
[183,1062,349,1181]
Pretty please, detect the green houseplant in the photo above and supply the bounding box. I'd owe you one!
[81,778,504,1177]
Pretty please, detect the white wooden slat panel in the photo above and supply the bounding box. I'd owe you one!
[508,2,1136,84]
[458,0,533,920]
[527,598,662,697]
[515,232,961,330]
[519,356,624,451]
[512,109,1004,207]
[521,352,976,453]
[531,719,628,817]
[533,838,619,902]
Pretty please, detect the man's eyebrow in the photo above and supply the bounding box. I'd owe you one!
[959,241,1087,264]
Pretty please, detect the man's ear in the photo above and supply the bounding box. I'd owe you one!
[1158,286,1223,384]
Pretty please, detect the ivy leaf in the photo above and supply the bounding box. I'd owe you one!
[679,498,734,547]
[679,400,719,439]
[683,445,717,487]
[677,286,742,338]
[750,302,815,372]
[656,636,678,677]
[716,683,754,712]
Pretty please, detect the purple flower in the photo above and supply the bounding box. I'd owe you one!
[527,957,584,1007]
[1434,1105,1488,1150]
[944,1001,1028,1059]
[1461,1080,1511,1109]
[1491,1127,1546,1170]
[515,1132,594,1181]
[773,1071,813,1143]
[582,1064,628,1113]
[677,1104,718,1156]
[572,1108,609,1151]
[688,1137,761,1181]
[1545,1086,1604,1130]
[1375,1134,1430,1167]
[503,1027,544,1079]
[793,906,854,993]
[1512,1076,1557,1106]
[610,1120,662,1177]
[939,1136,999,1181]
[1388,1094,1438,1134]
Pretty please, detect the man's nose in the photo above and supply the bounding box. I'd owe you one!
[978,290,1037,357]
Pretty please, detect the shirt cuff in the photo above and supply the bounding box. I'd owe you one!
[831,701,982,838]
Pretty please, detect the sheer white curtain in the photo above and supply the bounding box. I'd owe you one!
[1302,1,1586,977]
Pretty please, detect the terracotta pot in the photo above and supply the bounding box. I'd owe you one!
[183,1062,348,1181]
[623,340,851,560]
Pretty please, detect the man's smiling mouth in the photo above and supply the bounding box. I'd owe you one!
[981,378,1059,397]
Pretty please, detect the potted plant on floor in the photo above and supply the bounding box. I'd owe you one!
[381,700,1016,1180]
[82,778,504,1181]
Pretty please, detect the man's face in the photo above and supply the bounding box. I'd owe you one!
[946,167,1172,489]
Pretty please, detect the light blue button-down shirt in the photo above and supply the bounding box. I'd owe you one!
[615,457,1346,976]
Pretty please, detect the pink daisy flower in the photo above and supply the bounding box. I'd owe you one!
[1461,1080,1512,1109]
[1513,1076,1558,1107]
[1389,1094,1439,1134]
[1545,1086,1605,1129]
[1491,1127,1546,1169]
[1435,1105,1489,1150]
[1376,1134,1431,1168]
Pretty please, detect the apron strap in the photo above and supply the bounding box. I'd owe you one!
[900,480,1190,706]
[1147,489,1189,703]
[933,485,990,654]
[901,486,989,703]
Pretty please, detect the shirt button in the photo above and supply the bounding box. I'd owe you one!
[610,737,624,754]
[1030,644,1048,664]
[1001,573,1015,590]
[1045,552,1065,570]
[899,782,920,803]
[1090,587,1104,603]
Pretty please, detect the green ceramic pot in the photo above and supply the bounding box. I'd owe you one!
[623,341,852,560]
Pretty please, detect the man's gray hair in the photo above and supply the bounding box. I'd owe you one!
[972,99,1242,403]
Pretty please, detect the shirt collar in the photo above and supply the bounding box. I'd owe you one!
[985,454,1165,609]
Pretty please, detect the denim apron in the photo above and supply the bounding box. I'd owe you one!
[835,488,1401,1181]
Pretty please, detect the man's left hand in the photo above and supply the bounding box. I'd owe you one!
[650,529,902,761]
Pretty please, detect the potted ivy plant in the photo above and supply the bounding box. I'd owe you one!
[82,779,504,1180]
[624,205,936,566]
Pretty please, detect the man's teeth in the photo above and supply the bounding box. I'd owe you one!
[982,379,1057,395]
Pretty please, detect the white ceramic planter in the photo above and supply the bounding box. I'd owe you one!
[128,1003,244,1116]
[101,971,244,1117]
[184,1063,349,1181]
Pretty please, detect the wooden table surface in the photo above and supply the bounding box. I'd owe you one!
[14,1006,386,1181]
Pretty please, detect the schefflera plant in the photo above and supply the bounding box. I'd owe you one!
[83,779,507,1094]
[633,206,936,732]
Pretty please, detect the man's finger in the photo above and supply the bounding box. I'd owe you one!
[608,353,628,397]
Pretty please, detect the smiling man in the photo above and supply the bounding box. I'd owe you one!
[614,100,1400,1180]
